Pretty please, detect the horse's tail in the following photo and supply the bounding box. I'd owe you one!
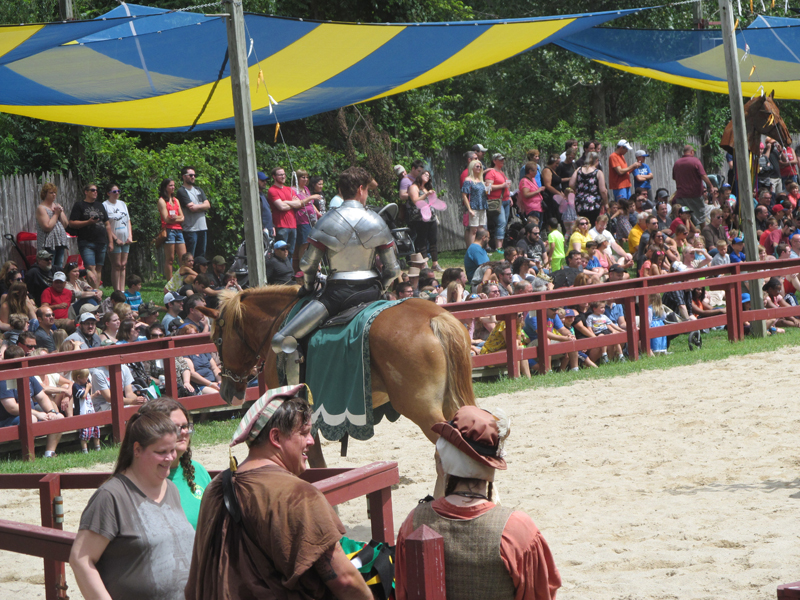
[430,311,476,418]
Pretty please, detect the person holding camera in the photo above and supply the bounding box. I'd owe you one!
[69,184,112,289]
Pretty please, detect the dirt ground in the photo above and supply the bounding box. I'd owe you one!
[2,346,800,599]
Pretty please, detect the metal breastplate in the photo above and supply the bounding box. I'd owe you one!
[310,200,394,281]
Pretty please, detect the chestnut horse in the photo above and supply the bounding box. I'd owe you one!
[720,90,791,158]
[199,286,476,468]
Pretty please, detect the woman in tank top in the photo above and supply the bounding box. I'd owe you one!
[35,182,70,269]
[157,178,186,281]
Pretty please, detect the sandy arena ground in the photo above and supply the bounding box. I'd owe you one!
[2,347,800,599]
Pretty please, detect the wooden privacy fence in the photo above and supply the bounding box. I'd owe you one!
[0,172,81,266]
[0,461,399,600]
[444,258,800,378]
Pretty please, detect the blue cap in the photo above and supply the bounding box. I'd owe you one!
[722,183,732,188]
[732,236,744,244]
[273,240,288,249]
[257,171,268,181]
[563,308,577,317]
[741,293,750,303]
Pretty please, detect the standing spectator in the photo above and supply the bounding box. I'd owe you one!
[672,144,715,225]
[484,153,512,251]
[518,161,544,221]
[25,250,55,305]
[265,240,294,285]
[68,183,111,289]
[257,171,275,244]
[408,170,443,271]
[103,183,133,292]
[461,160,489,246]
[175,166,210,258]
[559,139,579,163]
[464,226,491,282]
[569,151,607,224]
[395,407,560,600]
[70,412,195,599]
[268,167,312,255]
[400,160,425,208]
[765,138,784,193]
[546,218,566,271]
[460,151,477,187]
[472,143,487,166]
[308,175,326,217]
[609,140,639,201]
[293,170,322,272]
[575,140,595,168]
[556,148,577,183]
[780,142,798,188]
[540,154,563,226]
[633,150,653,199]
[157,178,186,281]
[35,182,69,269]
[518,149,542,186]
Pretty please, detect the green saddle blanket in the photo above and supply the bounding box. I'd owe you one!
[278,298,404,441]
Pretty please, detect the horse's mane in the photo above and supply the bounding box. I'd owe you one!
[217,285,299,330]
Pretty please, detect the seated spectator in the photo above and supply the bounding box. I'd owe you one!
[0,282,37,333]
[265,240,294,285]
[569,218,594,253]
[464,226,491,281]
[690,288,725,320]
[117,320,146,345]
[481,305,531,378]
[72,368,101,452]
[66,312,103,349]
[29,348,72,417]
[63,261,102,317]
[604,299,628,331]
[627,213,648,256]
[662,289,696,322]
[90,362,143,410]
[396,281,414,298]
[551,250,583,288]
[610,198,635,247]
[136,301,161,328]
[3,312,30,347]
[162,292,186,331]
[25,250,54,305]
[17,331,37,356]
[165,252,197,293]
[607,264,629,282]
[114,301,135,325]
[517,222,548,268]
[710,239,731,266]
[97,310,120,345]
[670,206,699,236]
[34,306,58,352]
[40,271,75,329]
[763,277,800,328]
[586,300,625,362]
[590,216,632,267]
[190,273,221,309]
[776,242,792,260]
[672,245,712,272]
[395,406,561,600]
[702,209,727,253]
[524,306,580,373]
[511,256,537,284]
[583,243,607,278]
[729,236,746,263]
[503,245,519,265]
[0,346,64,456]
[124,275,143,311]
[0,262,21,298]
[186,333,221,393]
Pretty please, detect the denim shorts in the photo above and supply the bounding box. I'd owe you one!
[165,229,185,244]
[296,223,312,246]
[78,240,107,267]
[109,243,130,254]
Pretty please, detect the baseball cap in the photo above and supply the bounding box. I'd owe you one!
[772,204,785,213]
[492,153,505,162]
[79,303,100,314]
[617,139,633,150]
[679,206,693,213]
[195,256,209,266]
[732,236,744,244]
[273,240,288,249]
[563,308,577,317]
[78,312,97,323]
[472,144,487,152]
[164,291,185,305]
[37,250,53,260]
[656,189,670,199]
[212,255,226,266]
[52,271,66,282]
[722,183,732,189]
[257,171,268,181]
[635,150,649,158]
[138,301,159,316]
[609,265,625,273]
[741,293,751,303]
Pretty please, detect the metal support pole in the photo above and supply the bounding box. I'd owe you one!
[718,0,766,337]
[58,0,73,20]
[224,1,266,287]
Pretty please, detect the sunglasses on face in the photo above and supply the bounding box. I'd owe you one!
[109,190,120,194]
[88,189,97,192]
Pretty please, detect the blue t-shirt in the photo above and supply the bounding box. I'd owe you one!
[523,313,563,341]
[586,256,602,270]
[729,250,746,263]
[605,302,625,325]
[464,244,490,281]
[0,377,43,421]
[189,353,215,381]
[125,291,142,311]
[259,192,274,231]
[634,164,652,189]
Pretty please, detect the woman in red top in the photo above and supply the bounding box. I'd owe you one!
[157,178,185,280]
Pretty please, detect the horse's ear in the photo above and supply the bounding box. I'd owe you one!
[197,306,220,319]
[769,89,775,100]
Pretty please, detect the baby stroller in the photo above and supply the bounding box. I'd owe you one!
[231,230,273,288]
[377,203,415,268]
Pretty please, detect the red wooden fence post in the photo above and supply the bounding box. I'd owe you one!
[18,375,34,461]
[637,289,651,356]
[535,307,548,374]
[724,282,739,342]
[404,524,446,600]
[502,314,520,379]
[163,338,179,399]
[39,474,64,600]
[367,486,395,545]
[108,363,125,444]
[622,296,638,361]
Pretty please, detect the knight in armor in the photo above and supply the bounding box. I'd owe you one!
[394,407,562,600]
[271,167,402,354]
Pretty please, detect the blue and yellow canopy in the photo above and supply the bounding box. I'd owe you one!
[0,3,644,131]
[557,15,800,99]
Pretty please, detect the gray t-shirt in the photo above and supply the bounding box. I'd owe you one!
[177,186,207,232]
[90,365,134,411]
[79,474,195,600]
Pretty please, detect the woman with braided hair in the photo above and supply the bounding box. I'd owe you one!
[138,397,211,529]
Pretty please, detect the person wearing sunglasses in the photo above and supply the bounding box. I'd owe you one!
[68,183,111,289]
[35,182,70,269]
[103,183,133,291]
[175,166,210,259]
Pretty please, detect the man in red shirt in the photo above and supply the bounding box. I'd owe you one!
[780,143,798,188]
[459,150,477,187]
[267,167,313,255]
[608,139,640,201]
[672,144,716,226]
[40,271,74,327]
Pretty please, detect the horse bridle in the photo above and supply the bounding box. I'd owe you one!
[213,300,295,384]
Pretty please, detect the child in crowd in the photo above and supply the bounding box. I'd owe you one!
[72,368,101,453]
[648,294,668,355]
[124,274,143,312]
[547,218,566,271]
[729,237,746,263]
[586,300,625,362]
[710,239,731,266]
